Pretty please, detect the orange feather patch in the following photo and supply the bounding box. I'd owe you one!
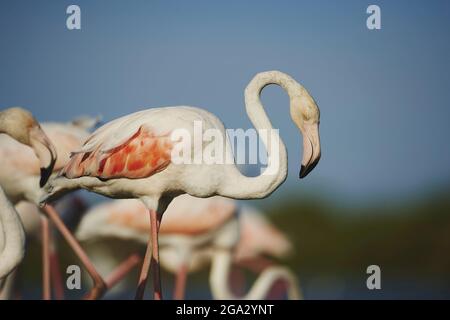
[61,126,174,180]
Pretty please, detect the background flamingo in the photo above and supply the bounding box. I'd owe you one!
[76,195,302,299]
[0,107,55,287]
[0,108,106,299]
[43,70,321,300]
[76,195,236,299]
[208,206,301,300]
[1,117,98,299]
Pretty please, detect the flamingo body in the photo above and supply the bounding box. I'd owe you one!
[51,106,236,202]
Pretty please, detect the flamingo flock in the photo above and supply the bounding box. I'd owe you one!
[76,196,302,300]
[0,70,321,300]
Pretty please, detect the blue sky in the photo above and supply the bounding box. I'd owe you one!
[1,1,449,204]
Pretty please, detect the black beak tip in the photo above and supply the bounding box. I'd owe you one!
[40,167,52,188]
[299,157,320,179]
[299,165,307,179]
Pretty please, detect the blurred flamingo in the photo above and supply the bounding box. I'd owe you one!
[0,107,55,288]
[76,195,302,299]
[0,109,106,299]
[43,70,321,300]
[211,206,300,300]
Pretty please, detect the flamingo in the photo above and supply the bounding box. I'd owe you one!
[42,70,321,300]
[0,107,55,286]
[1,117,98,299]
[76,196,301,299]
[0,108,106,299]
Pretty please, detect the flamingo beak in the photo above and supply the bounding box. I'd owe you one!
[30,126,57,187]
[299,122,321,179]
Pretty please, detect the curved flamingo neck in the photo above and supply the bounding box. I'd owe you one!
[209,250,235,298]
[209,250,301,300]
[220,71,306,199]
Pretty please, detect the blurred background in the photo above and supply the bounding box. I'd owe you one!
[1,0,450,299]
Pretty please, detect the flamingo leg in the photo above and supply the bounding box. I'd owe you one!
[173,264,188,300]
[49,232,65,300]
[135,236,152,300]
[43,204,106,300]
[150,209,162,300]
[105,253,142,290]
[41,216,51,300]
[135,208,162,300]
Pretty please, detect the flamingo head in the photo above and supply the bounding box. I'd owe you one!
[0,107,57,186]
[290,90,321,178]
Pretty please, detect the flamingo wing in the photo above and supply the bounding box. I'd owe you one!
[77,110,146,154]
[61,123,174,180]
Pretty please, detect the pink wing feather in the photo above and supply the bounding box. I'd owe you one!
[61,125,174,180]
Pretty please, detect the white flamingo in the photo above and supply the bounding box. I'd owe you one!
[0,107,56,287]
[42,70,321,300]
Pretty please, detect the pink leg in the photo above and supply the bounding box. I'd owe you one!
[49,235,65,300]
[43,204,106,300]
[173,264,188,300]
[105,253,142,290]
[41,216,51,300]
[135,209,162,300]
